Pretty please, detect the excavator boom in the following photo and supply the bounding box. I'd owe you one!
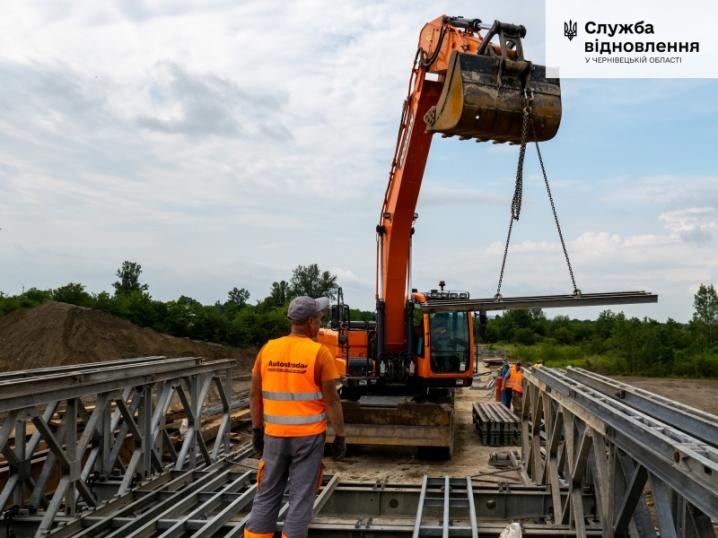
[320,15,563,460]
[377,16,561,356]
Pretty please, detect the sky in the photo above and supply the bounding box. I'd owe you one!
[1,0,717,323]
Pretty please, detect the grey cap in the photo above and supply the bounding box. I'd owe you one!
[287,296,330,323]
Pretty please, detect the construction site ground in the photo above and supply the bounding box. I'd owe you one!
[3,301,718,483]
[228,364,718,483]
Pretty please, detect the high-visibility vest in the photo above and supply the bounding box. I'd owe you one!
[505,368,524,394]
[260,337,327,437]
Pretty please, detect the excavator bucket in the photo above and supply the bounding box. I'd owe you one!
[424,22,562,143]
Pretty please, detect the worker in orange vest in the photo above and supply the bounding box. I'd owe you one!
[245,296,346,538]
[504,361,524,416]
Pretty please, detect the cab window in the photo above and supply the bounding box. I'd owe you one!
[412,303,425,357]
[429,312,470,374]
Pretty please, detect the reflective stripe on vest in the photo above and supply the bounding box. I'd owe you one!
[260,336,327,437]
[262,390,324,401]
[263,412,328,425]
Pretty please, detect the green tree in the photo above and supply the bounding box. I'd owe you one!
[52,283,92,306]
[227,287,250,308]
[115,291,157,327]
[93,291,117,314]
[553,326,575,346]
[24,287,52,304]
[692,284,718,345]
[514,327,536,346]
[269,280,292,306]
[595,310,617,340]
[290,264,338,300]
[113,261,149,297]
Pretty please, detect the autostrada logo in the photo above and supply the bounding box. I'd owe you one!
[564,20,578,41]
[268,360,308,369]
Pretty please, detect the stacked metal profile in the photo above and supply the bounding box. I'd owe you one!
[471,403,521,446]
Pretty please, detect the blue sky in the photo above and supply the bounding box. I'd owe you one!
[1,1,716,323]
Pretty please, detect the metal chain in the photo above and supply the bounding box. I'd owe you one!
[495,96,581,298]
[495,103,531,299]
[529,120,580,295]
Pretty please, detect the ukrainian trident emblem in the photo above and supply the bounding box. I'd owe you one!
[564,20,577,41]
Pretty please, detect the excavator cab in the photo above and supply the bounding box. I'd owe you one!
[423,20,562,143]
[428,312,471,374]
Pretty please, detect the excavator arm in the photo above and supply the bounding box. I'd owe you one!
[376,15,562,359]
[319,15,562,459]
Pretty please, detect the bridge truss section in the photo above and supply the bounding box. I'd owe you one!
[522,366,718,538]
[0,356,235,536]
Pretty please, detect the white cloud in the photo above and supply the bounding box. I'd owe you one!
[659,207,717,245]
[0,0,717,325]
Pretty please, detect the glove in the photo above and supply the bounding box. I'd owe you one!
[331,436,346,462]
[252,428,264,459]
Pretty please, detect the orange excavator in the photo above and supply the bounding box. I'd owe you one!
[317,16,653,459]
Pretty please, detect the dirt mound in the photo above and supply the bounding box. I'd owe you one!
[0,301,257,373]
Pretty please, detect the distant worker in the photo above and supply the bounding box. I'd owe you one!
[499,359,510,406]
[501,361,514,408]
[245,296,346,538]
[504,361,524,416]
[432,314,450,341]
[431,314,454,372]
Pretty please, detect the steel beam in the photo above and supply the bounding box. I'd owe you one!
[565,367,718,447]
[420,291,657,314]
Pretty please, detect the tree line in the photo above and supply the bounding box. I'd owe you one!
[2,263,717,378]
[477,284,718,378]
[0,261,372,348]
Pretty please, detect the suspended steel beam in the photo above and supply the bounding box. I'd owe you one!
[420,291,657,313]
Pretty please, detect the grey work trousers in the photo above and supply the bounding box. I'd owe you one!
[245,432,325,538]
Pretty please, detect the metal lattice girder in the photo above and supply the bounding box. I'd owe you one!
[19,449,598,538]
[0,356,236,537]
[522,367,718,538]
[0,356,168,382]
[0,357,235,413]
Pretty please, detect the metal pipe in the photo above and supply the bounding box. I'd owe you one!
[412,475,428,538]
[443,475,450,538]
[466,476,479,538]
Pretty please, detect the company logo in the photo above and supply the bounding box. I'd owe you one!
[268,360,308,369]
[564,20,578,41]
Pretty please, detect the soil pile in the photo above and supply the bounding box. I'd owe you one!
[0,301,257,373]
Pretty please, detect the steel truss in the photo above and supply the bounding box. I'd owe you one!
[3,360,718,537]
[522,367,718,538]
[7,443,599,538]
[0,356,235,537]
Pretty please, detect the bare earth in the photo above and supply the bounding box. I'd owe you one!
[0,301,257,374]
[612,375,718,416]
[323,381,503,482]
